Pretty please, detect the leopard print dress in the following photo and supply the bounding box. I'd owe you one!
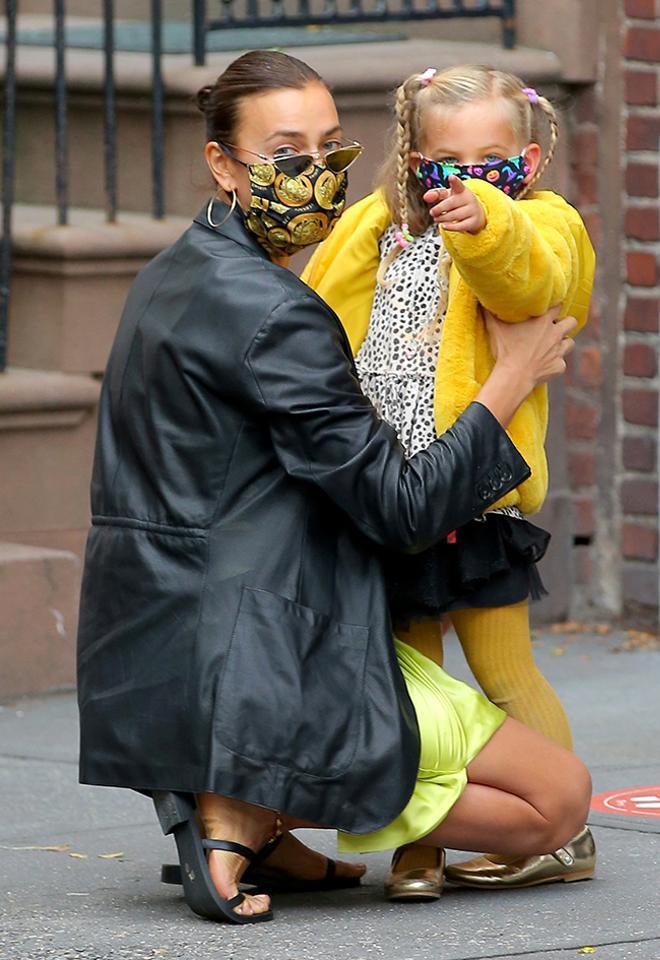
[356,224,523,518]
[355,223,548,617]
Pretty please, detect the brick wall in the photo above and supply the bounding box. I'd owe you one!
[621,0,659,619]
[566,83,605,604]
[567,0,658,625]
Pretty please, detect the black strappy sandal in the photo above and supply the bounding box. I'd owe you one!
[161,833,361,894]
[152,791,273,924]
[245,855,363,893]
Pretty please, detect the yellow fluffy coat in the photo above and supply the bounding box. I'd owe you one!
[302,181,595,515]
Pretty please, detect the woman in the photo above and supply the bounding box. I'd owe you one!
[77,50,589,926]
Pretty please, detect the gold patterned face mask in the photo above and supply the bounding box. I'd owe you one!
[243,161,347,257]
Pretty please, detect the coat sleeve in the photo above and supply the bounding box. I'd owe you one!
[246,292,530,553]
[300,191,390,355]
[442,183,595,332]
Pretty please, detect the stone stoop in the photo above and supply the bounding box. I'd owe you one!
[0,541,80,699]
[0,366,100,557]
[0,368,102,697]
[8,206,190,374]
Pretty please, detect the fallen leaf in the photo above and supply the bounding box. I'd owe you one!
[610,629,660,653]
[0,844,70,853]
[578,948,596,955]
[551,646,566,656]
[549,621,587,635]
[151,951,168,957]
[68,852,88,859]
[97,852,124,859]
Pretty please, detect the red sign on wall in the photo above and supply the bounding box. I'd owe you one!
[591,786,660,818]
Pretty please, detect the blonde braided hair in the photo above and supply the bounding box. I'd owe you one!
[517,90,559,198]
[376,76,419,286]
[376,64,561,286]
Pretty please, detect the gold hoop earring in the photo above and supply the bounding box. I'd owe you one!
[206,188,237,229]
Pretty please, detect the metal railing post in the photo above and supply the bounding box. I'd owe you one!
[192,0,206,66]
[0,0,18,372]
[151,0,165,219]
[103,0,117,222]
[502,0,516,49]
[54,0,69,226]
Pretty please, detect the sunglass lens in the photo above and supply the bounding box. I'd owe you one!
[276,155,313,177]
[325,145,362,173]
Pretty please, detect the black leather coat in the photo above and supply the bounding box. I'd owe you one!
[77,202,529,834]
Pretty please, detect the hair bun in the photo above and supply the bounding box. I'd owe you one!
[195,84,213,113]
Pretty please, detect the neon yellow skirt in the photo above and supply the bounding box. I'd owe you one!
[338,638,506,854]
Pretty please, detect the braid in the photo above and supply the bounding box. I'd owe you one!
[377,79,416,286]
[518,92,559,198]
[395,82,412,232]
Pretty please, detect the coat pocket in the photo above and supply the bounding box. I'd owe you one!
[216,586,370,778]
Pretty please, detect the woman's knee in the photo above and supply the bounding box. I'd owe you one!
[538,753,592,851]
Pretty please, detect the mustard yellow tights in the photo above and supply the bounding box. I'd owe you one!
[396,600,573,750]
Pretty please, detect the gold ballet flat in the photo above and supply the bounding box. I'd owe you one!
[445,826,596,889]
[385,844,445,901]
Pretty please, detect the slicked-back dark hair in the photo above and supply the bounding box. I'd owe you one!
[196,49,326,143]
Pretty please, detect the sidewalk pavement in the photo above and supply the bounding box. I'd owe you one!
[1,627,659,960]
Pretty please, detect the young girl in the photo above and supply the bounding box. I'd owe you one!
[302,65,596,900]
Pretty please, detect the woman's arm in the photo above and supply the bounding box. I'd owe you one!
[246,293,573,553]
[429,181,595,331]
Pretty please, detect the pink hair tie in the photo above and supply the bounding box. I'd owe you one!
[522,86,539,104]
[394,224,413,249]
[419,67,437,87]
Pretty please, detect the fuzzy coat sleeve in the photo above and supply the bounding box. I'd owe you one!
[441,182,595,332]
[300,191,390,354]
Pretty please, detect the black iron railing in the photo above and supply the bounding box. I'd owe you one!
[0,0,515,372]
[1,0,17,370]
[194,0,517,64]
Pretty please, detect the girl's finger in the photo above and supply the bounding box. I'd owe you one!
[440,222,472,232]
[448,174,467,194]
[439,215,475,232]
[434,194,469,216]
[423,187,449,205]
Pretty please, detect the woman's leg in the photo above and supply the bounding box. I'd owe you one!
[196,793,276,917]
[420,717,591,855]
[385,619,446,900]
[450,601,574,749]
[196,795,365,911]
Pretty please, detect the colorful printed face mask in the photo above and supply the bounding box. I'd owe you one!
[242,161,347,257]
[416,152,531,199]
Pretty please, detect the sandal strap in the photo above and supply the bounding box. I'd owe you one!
[202,838,258,861]
[251,833,284,868]
[225,892,246,909]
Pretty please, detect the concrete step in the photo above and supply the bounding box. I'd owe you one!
[0,366,100,565]
[0,540,80,699]
[8,204,189,374]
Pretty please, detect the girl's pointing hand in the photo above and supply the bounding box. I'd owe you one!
[424,175,487,234]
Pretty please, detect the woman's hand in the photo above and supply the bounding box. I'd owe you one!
[476,306,577,427]
[485,306,577,386]
[423,176,486,234]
